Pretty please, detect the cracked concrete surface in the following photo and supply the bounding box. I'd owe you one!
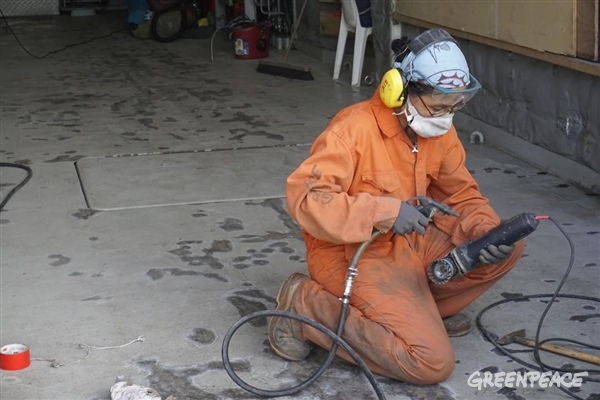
[1,11,599,400]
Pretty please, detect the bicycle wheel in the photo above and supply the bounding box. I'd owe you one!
[151,4,186,43]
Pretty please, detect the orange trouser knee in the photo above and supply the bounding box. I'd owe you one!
[292,226,523,384]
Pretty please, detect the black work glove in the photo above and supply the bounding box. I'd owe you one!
[391,202,430,236]
[479,244,515,264]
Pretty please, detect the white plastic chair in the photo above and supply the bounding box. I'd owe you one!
[333,0,403,87]
[333,0,372,87]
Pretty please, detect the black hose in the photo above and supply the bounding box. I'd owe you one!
[0,162,32,211]
[221,308,386,399]
[476,216,600,400]
[223,216,599,399]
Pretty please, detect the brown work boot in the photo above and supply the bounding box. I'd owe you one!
[268,273,311,361]
[443,313,473,337]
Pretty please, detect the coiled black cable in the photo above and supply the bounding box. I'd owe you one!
[223,215,599,399]
[222,231,387,399]
[221,308,386,399]
[150,2,187,43]
[0,162,33,211]
[477,216,600,400]
[0,8,128,60]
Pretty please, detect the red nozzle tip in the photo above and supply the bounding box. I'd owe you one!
[535,215,550,220]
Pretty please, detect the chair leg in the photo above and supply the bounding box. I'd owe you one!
[333,20,349,80]
[390,23,403,65]
[351,28,370,87]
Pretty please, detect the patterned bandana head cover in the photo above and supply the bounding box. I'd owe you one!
[398,40,471,89]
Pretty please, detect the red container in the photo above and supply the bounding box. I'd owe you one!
[233,24,269,60]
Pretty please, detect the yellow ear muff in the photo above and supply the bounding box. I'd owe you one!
[379,68,407,109]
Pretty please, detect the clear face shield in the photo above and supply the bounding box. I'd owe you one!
[410,72,482,117]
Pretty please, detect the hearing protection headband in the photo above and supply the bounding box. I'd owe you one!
[380,29,480,110]
[406,29,457,57]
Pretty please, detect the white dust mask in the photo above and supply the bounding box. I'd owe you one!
[401,97,454,138]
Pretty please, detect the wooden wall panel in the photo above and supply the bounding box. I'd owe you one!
[576,0,599,60]
[394,0,585,58]
[394,0,496,39]
[497,0,576,55]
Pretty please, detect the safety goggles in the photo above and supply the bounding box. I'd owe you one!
[411,73,482,117]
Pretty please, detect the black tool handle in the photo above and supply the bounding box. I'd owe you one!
[455,212,539,273]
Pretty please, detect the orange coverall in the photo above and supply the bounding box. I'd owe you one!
[285,91,524,384]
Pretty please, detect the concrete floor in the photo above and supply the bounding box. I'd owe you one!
[1,11,599,400]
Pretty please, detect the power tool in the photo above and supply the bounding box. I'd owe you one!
[427,212,540,284]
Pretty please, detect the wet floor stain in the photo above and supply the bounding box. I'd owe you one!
[146,268,227,282]
[262,346,458,399]
[205,240,233,254]
[585,263,597,267]
[497,386,526,400]
[13,159,31,165]
[92,273,103,278]
[540,299,561,304]
[479,365,499,373]
[48,254,71,266]
[0,219,9,224]
[484,167,501,173]
[69,272,83,276]
[220,111,270,128]
[191,209,208,218]
[138,118,158,130]
[228,128,284,142]
[167,240,232,269]
[587,231,599,235]
[500,292,530,302]
[135,357,252,400]
[89,237,98,241]
[583,305,598,310]
[121,132,149,141]
[72,209,99,220]
[561,363,576,370]
[482,332,500,343]
[167,133,185,140]
[237,233,290,243]
[569,313,600,322]
[226,295,268,327]
[186,328,216,345]
[218,217,244,231]
[247,198,301,238]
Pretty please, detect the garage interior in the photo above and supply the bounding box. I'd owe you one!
[0,0,599,399]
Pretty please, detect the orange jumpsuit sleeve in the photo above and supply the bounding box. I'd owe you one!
[428,129,501,245]
[286,130,401,244]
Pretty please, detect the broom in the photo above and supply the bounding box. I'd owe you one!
[256,0,314,81]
